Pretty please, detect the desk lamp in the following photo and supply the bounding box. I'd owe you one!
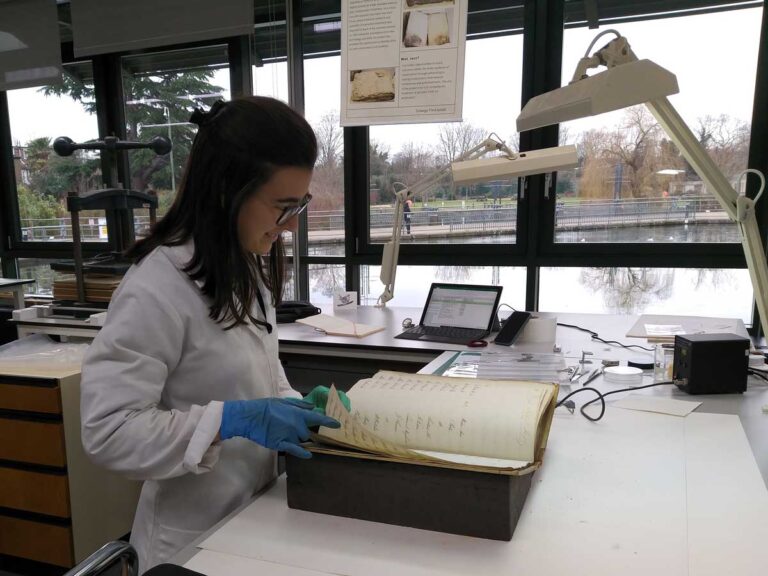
[516,30,768,336]
[377,136,578,306]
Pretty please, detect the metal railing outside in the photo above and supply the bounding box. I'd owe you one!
[19,196,730,242]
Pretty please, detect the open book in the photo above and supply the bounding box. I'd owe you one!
[296,314,385,338]
[314,371,558,473]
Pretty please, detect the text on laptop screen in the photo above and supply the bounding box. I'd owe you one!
[422,286,498,329]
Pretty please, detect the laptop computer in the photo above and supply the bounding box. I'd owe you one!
[395,283,503,344]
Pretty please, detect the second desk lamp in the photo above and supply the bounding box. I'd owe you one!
[377,136,579,306]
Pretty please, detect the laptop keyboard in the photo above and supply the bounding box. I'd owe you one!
[396,325,488,342]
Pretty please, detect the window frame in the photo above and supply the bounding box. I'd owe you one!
[0,0,765,334]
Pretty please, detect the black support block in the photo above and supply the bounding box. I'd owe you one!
[286,451,534,541]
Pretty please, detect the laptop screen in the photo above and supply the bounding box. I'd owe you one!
[420,284,502,330]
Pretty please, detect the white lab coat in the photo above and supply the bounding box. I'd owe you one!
[80,242,300,572]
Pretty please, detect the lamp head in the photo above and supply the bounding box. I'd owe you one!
[517,59,679,132]
[451,145,579,185]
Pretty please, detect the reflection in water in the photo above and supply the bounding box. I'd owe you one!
[18,223,748,322]
[555,223,741,244]
[309,264,346,299]
[435,266,479,283]
[580,268,675,314]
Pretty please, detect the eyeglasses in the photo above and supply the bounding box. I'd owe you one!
[276,193,312,225]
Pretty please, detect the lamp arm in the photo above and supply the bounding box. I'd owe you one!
[377,188,407,307]
[406,137,516,201]
[645,98,738,218]
[581,33,766,334]
[645,96,768,336]
[738,207,768,339]
[376,136,514,307]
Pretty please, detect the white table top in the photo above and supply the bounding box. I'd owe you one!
[171,311,768,576]
[180,408,768,576]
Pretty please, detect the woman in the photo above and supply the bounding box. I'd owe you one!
[80,97,344,571]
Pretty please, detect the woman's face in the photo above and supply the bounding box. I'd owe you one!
[238,166,313,255]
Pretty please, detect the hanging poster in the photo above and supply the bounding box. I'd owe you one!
[340,0,468,126]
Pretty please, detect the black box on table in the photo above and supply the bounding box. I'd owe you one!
[285,449,538,541]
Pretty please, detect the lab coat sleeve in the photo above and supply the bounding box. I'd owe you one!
[81,282,221,481]
[276,361,302,400]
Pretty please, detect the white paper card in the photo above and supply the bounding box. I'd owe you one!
[645,324,686,336]
[333,291,357,310]
[613,394,701,417]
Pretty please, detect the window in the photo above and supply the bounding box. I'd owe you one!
[368,35,524,247]
[309,263,346,305]
[359,265,526,309]
[17,258,60,296]
[305,54,344,258]
[556,7,762,245]
[6,62,100,244]
[252,36,289,101]
[122,45,231,218]
[540,267,754,322]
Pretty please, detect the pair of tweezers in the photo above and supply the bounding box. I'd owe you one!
[580,367,603,386]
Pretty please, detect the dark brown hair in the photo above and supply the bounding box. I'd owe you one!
[126,96,317,329]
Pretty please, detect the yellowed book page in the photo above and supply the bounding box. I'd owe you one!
[411,450,530,470]
[321,385,432,461]
[320,385,532,470]
[321,372,554,463]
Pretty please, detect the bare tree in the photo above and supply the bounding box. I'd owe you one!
[575,107,681,200]
[580,267,674,314]
[436,266,479,283]
[503,132,520,153]
[436,122,487,164]
[576,128,614,200]
[391,142,436,205]
[602,106,662,199]
[315,112,343,169]
[310,264,346,298]
[695,114,750,183]
[436,122,486,201]
[310,112,344,211]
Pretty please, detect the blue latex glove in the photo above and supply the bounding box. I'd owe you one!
[303,386,351,415]
[220,398,340,459]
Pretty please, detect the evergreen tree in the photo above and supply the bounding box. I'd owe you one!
[43,67,224,194]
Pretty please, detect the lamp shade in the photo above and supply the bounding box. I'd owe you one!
[451,145,579,185]
[516,59,679,132]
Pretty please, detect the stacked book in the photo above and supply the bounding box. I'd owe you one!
[53,274,122,303]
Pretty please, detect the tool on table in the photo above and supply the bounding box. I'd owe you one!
[580,366,604,387]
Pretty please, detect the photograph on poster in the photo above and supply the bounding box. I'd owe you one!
[403,8,453,48]
[349,68,397,103]
[405,0,455,7]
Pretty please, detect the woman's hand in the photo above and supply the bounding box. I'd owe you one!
[219,398,340,458]
[303,385,351,415]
